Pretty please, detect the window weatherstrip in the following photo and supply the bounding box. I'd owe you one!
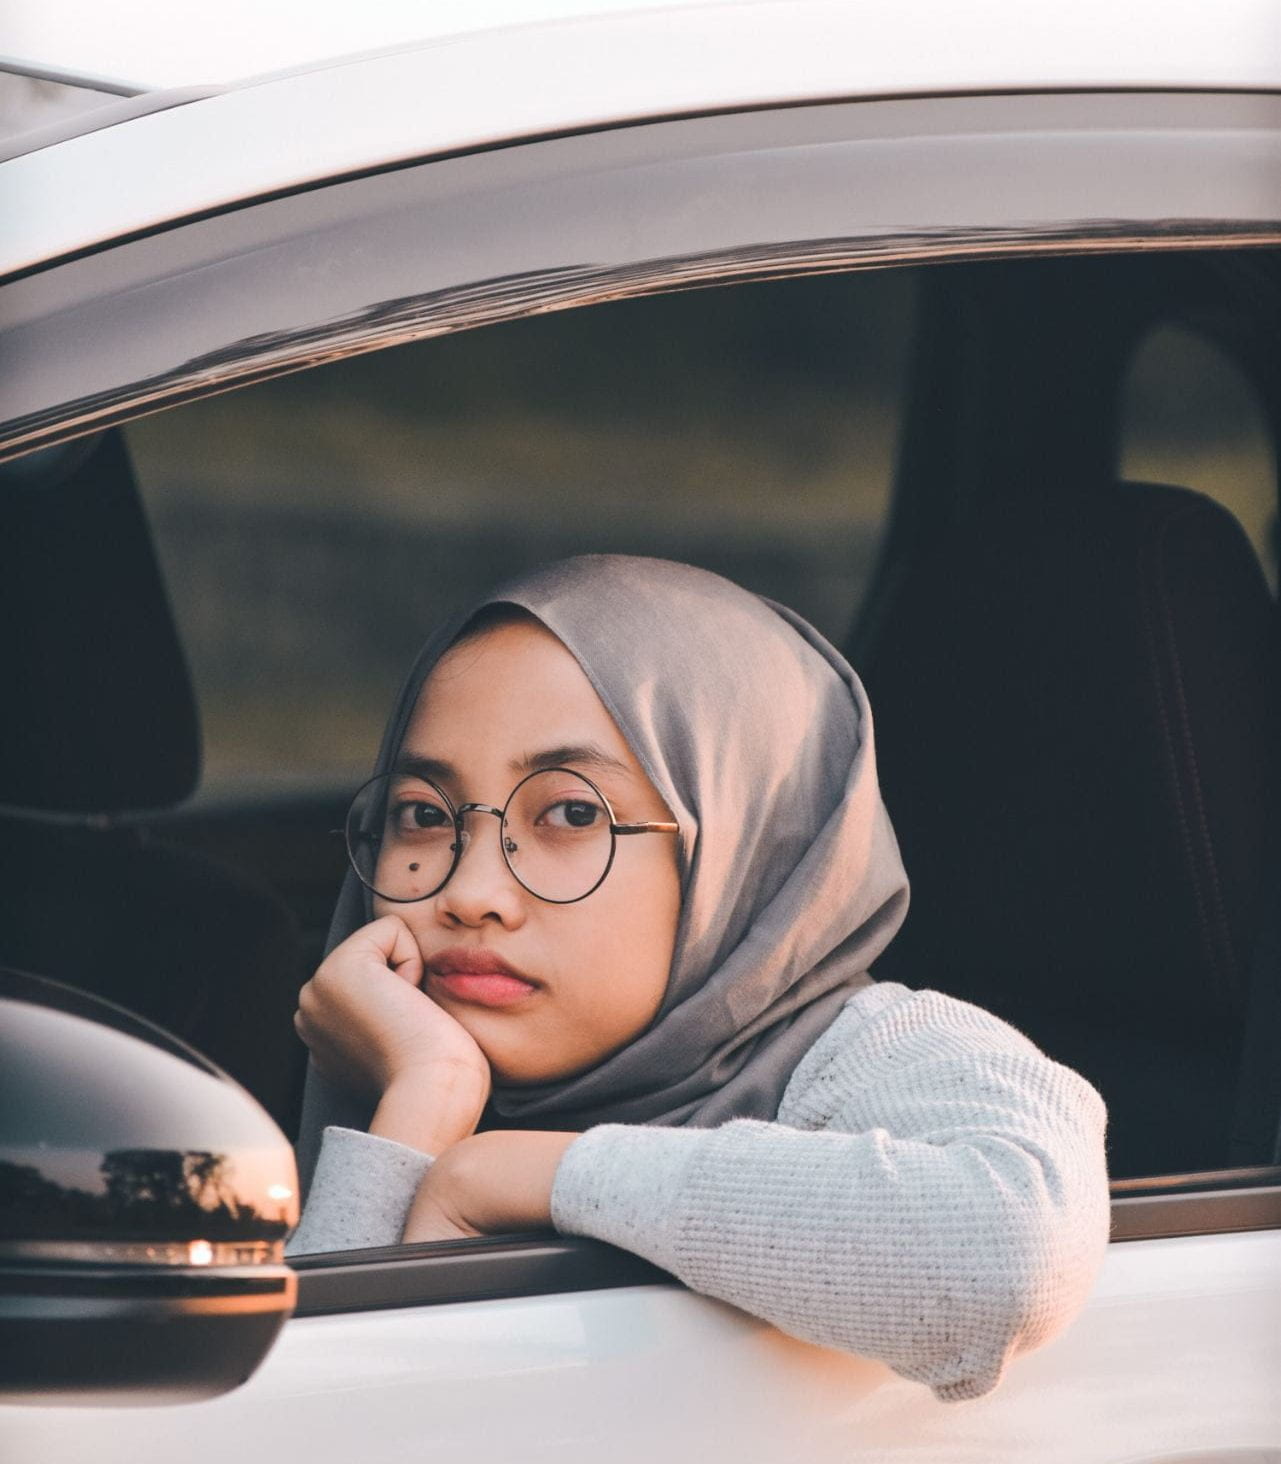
[1109,1177,1281,1242]
[290,1232,669,1318]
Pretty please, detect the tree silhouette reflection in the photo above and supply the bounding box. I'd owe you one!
[0,1149,287,1241]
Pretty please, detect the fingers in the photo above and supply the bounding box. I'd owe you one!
[385,918,426,987]
[294,916,492,1106]
[293,916,420,1063]
[350,915,425,987]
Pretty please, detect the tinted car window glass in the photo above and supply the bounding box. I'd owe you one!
[1120,322,1278,592]
[128,269,917,786]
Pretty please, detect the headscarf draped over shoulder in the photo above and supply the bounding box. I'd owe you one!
[298,555,908,1181]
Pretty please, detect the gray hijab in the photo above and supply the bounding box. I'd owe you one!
[297,555,908,1183]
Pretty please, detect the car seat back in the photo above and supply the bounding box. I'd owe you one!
[0,431,306,1131]
[858,480,1279,1178]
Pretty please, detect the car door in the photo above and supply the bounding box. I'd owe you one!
[1,81,1279,1462]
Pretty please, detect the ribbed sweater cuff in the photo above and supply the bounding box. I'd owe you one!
[550,1123,707,1272]
[287,1125,435,1256]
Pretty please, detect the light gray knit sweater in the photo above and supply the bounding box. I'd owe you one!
[289,982,1111,1402]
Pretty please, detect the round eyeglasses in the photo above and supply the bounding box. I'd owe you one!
[345,766,679,905]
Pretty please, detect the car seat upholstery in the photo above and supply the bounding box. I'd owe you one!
[0,431,307,1132]
[858,480,1279,1179]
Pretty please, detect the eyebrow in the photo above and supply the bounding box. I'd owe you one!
[393,742,635,783]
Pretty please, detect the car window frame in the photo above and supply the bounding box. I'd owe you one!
[2,88,1280,1309]
[1,89,1279,458]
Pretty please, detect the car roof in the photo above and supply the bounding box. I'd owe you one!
[2,0,1279,283]
[5,0,1281,95]
[2,0,672,93]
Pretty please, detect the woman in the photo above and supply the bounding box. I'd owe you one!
[290,554,1109,1402]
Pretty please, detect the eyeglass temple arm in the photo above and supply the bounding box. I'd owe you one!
[612,821,680,834]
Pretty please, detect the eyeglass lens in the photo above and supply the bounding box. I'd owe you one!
[346,768,615,903]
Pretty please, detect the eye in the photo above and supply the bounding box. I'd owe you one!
[391,798,452,834]
[539,797,605,830]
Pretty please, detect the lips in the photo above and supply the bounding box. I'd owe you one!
[424,948,539,1008]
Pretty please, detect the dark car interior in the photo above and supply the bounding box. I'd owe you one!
[856,255,1280,1178]
[2,248,1278,1184]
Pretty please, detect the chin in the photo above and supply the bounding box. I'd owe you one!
[485,1051,570,1086]
[454,1010,620,1087]
[479,1040,599,1088]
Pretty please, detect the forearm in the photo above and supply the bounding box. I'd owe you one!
[370,1061,490,1155]
[403,1130,576,1242]
[288,1063,490,1253]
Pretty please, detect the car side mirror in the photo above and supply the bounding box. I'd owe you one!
[0,968,298,1406]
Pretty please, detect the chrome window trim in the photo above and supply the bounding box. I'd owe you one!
[1,91,1278,461]
[0,57,140,97]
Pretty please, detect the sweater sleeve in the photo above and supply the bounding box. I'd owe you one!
[549,984,1110,1402]
[286,1125,434,1256]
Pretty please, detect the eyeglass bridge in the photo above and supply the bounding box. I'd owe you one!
[454,802,520,855]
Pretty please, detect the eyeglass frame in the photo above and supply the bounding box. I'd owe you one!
[345,764,680,906]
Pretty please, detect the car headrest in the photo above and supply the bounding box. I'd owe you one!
[860,480,1279,1043]
[0,430,200,814]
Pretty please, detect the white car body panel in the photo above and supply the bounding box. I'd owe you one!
[3,1231,1279,1462]
[2,0,1281,281]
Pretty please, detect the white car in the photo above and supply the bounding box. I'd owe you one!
[1,2,1279,1459]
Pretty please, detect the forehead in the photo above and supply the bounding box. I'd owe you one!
[405,618,627,757]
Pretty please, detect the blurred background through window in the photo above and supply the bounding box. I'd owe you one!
[129,269,919,788]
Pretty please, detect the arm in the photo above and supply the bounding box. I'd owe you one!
[322,981,1109,1399]
[545,985,1110,1401]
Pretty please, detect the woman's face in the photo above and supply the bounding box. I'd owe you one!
[374,615,683,1085]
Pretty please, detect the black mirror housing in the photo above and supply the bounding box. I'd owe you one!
[0,969,298,1405]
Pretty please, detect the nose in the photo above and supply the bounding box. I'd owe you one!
[432,805,526,929]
